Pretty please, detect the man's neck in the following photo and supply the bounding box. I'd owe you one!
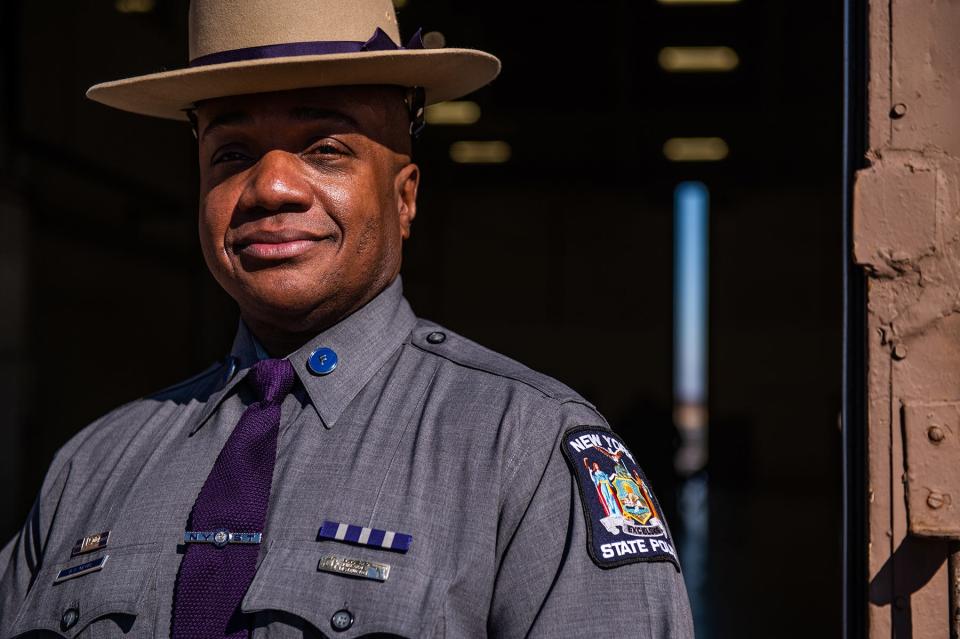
[242,316,340,358]
[239,278,399,357]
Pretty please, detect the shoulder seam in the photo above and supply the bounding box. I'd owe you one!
[558,396,604,415]
[409,341,564,401]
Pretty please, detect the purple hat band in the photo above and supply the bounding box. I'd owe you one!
[189,27,425,67]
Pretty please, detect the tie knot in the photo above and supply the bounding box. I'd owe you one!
[247,358,296,404]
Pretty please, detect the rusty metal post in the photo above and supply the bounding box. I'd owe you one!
[855,0,960,636]
[855,0,960,637]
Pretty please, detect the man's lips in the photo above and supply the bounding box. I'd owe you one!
[232,229,329,260]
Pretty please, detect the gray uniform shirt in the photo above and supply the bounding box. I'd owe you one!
[0,278,693,638]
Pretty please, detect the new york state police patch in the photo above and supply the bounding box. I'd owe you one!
[562,426,680,571]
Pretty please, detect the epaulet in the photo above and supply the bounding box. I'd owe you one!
[408,320,591,406]
[147,359,227,402]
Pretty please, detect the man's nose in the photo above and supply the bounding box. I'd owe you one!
[237,150,312,216]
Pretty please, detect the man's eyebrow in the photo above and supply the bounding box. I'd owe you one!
[290,106,360,130]
[200,111,252,140]
[199,106,361,141]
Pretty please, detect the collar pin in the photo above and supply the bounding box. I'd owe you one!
[308,347,339,376]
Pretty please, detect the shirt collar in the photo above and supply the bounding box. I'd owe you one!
[191,277,416,434]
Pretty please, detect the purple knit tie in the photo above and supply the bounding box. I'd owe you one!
[171,358,296,638]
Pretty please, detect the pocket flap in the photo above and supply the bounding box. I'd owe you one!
[242,540,449,638]
[10,542,161,638]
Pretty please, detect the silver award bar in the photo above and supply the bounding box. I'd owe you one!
[317,554,391,582]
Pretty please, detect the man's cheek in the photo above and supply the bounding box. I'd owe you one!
[196,214,217,254]
[196,216,230,275]
[199,191,232,238]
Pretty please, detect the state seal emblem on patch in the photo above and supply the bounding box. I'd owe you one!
[562,426,680,571]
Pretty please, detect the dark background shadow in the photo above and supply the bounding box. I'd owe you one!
[0,1,842,636]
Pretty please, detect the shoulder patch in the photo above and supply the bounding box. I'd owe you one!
[561,425,680,571]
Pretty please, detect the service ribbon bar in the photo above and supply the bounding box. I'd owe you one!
[318,520,412,553]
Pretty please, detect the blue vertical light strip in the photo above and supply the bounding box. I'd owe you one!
[674,181,710,638]
[674,182,709,407]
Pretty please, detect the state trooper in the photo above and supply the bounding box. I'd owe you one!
[0,0,694,637]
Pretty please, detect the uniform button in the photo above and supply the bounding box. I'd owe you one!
[330,608,354,632]
[61,606,79,631]
[426,331,446,344]
[307,347,339,376]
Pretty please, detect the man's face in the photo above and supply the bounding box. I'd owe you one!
[195,86,418,338]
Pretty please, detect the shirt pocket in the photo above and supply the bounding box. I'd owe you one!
[242,540,451,638]
[9,542,162,638]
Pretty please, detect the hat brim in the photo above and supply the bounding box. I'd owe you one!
[86,48,501,120]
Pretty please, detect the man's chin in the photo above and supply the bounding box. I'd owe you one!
[243,289,333,317]
[226,267,395,335]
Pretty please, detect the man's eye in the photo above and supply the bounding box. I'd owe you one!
[307,140,346,156]
[212,150,251,165]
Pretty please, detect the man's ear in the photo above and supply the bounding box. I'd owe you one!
[395,163,420,239]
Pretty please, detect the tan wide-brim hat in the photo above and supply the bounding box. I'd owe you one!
[86,0,501,121]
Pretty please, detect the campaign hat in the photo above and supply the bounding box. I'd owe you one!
[86,0,501,120]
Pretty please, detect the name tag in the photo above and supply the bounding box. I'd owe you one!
[317,554,390,582]
[55,555,109,584]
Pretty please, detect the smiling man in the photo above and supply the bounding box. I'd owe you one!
[0,1,693,637]
[197,87,419,355]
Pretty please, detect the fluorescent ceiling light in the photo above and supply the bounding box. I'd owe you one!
[658,0,741,4]
[659,46,739,72]
[663,137,729,162]
[115,0,155,12]
[449,141,511,164]
[425,101,482,125]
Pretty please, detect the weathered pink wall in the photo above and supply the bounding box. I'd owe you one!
[855,1,960,636]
